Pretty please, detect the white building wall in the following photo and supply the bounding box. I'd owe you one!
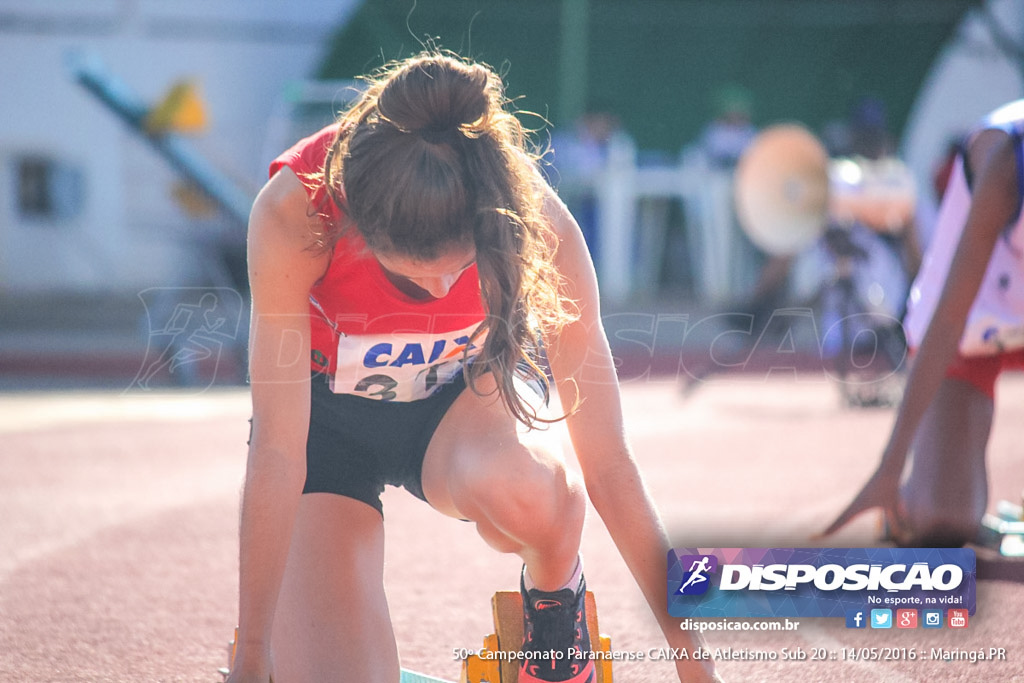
[0,0,359,294]
[902,0,1024,246]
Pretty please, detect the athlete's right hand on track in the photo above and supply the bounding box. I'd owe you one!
[223,651,272,683]
[677,658,727,682]
[224,670,271,683]
[819,446,904,540]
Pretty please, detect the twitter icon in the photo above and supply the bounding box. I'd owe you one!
[871,609,893,629]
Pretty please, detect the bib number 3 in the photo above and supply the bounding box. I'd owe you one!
[353,374,399,401]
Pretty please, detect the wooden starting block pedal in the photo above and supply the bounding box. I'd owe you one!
[461,591,613,683]
[977,500,1024,557]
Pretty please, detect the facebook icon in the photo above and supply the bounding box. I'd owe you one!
[845,609,867,629]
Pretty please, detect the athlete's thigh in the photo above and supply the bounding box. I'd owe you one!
[272,493,399,683]
[420,373,559,519]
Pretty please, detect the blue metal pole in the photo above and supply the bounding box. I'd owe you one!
[66,51,254,228]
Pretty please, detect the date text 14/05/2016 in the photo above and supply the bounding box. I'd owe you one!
[842,647,1007,663]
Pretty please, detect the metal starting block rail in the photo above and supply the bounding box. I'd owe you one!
[401,670,458,683]
[977,500,1024,557]
[217,632,458,683]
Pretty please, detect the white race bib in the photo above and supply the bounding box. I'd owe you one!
[959,237,1024,356]
[331,321,485,401]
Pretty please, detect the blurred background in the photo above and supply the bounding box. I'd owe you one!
[0,0,1021,391]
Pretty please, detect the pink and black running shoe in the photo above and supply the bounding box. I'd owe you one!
[518,567,596,683]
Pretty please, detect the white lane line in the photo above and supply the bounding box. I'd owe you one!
[0,388,250,433]
[0,468,242,583]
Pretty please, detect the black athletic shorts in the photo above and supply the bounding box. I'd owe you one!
[302,370,469,516]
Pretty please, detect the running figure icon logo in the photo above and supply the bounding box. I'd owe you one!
[676,555,718,596]
[133,287,245,390]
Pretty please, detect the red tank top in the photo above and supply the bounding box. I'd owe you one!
[269,124,487,401]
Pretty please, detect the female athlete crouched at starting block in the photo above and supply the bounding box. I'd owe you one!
[226,50,722,683]
[825,99,1024,547]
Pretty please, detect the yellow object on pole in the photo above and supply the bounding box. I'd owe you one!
[145,79,208,135]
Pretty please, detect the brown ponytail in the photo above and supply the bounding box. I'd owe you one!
[318,50,576,426]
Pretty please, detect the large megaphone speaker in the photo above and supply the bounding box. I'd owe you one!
[734,124,829,256]
[734,124,918,256]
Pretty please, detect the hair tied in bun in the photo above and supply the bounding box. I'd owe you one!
[419,126,460,145]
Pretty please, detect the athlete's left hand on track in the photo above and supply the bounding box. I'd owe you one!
[676,658,725,682]
[818,449,902,539]
[222,654,272,683]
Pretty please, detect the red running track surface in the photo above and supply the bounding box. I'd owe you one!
[2,374,1023,682]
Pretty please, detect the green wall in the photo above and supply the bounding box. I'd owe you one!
[317,0,979,151]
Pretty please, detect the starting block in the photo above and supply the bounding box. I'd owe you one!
[977,499,1024,557]
[461,591,613,683]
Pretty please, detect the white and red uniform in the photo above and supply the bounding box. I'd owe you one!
[270,124,487,402]
[905,100,1024,356]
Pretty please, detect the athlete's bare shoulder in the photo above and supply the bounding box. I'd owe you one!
[251,167,326,252]
[963,128,1020,235]
[967,129,1016,188]
[249,167,330,298]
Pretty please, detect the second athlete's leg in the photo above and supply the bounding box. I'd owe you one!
[898,377,993,546]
